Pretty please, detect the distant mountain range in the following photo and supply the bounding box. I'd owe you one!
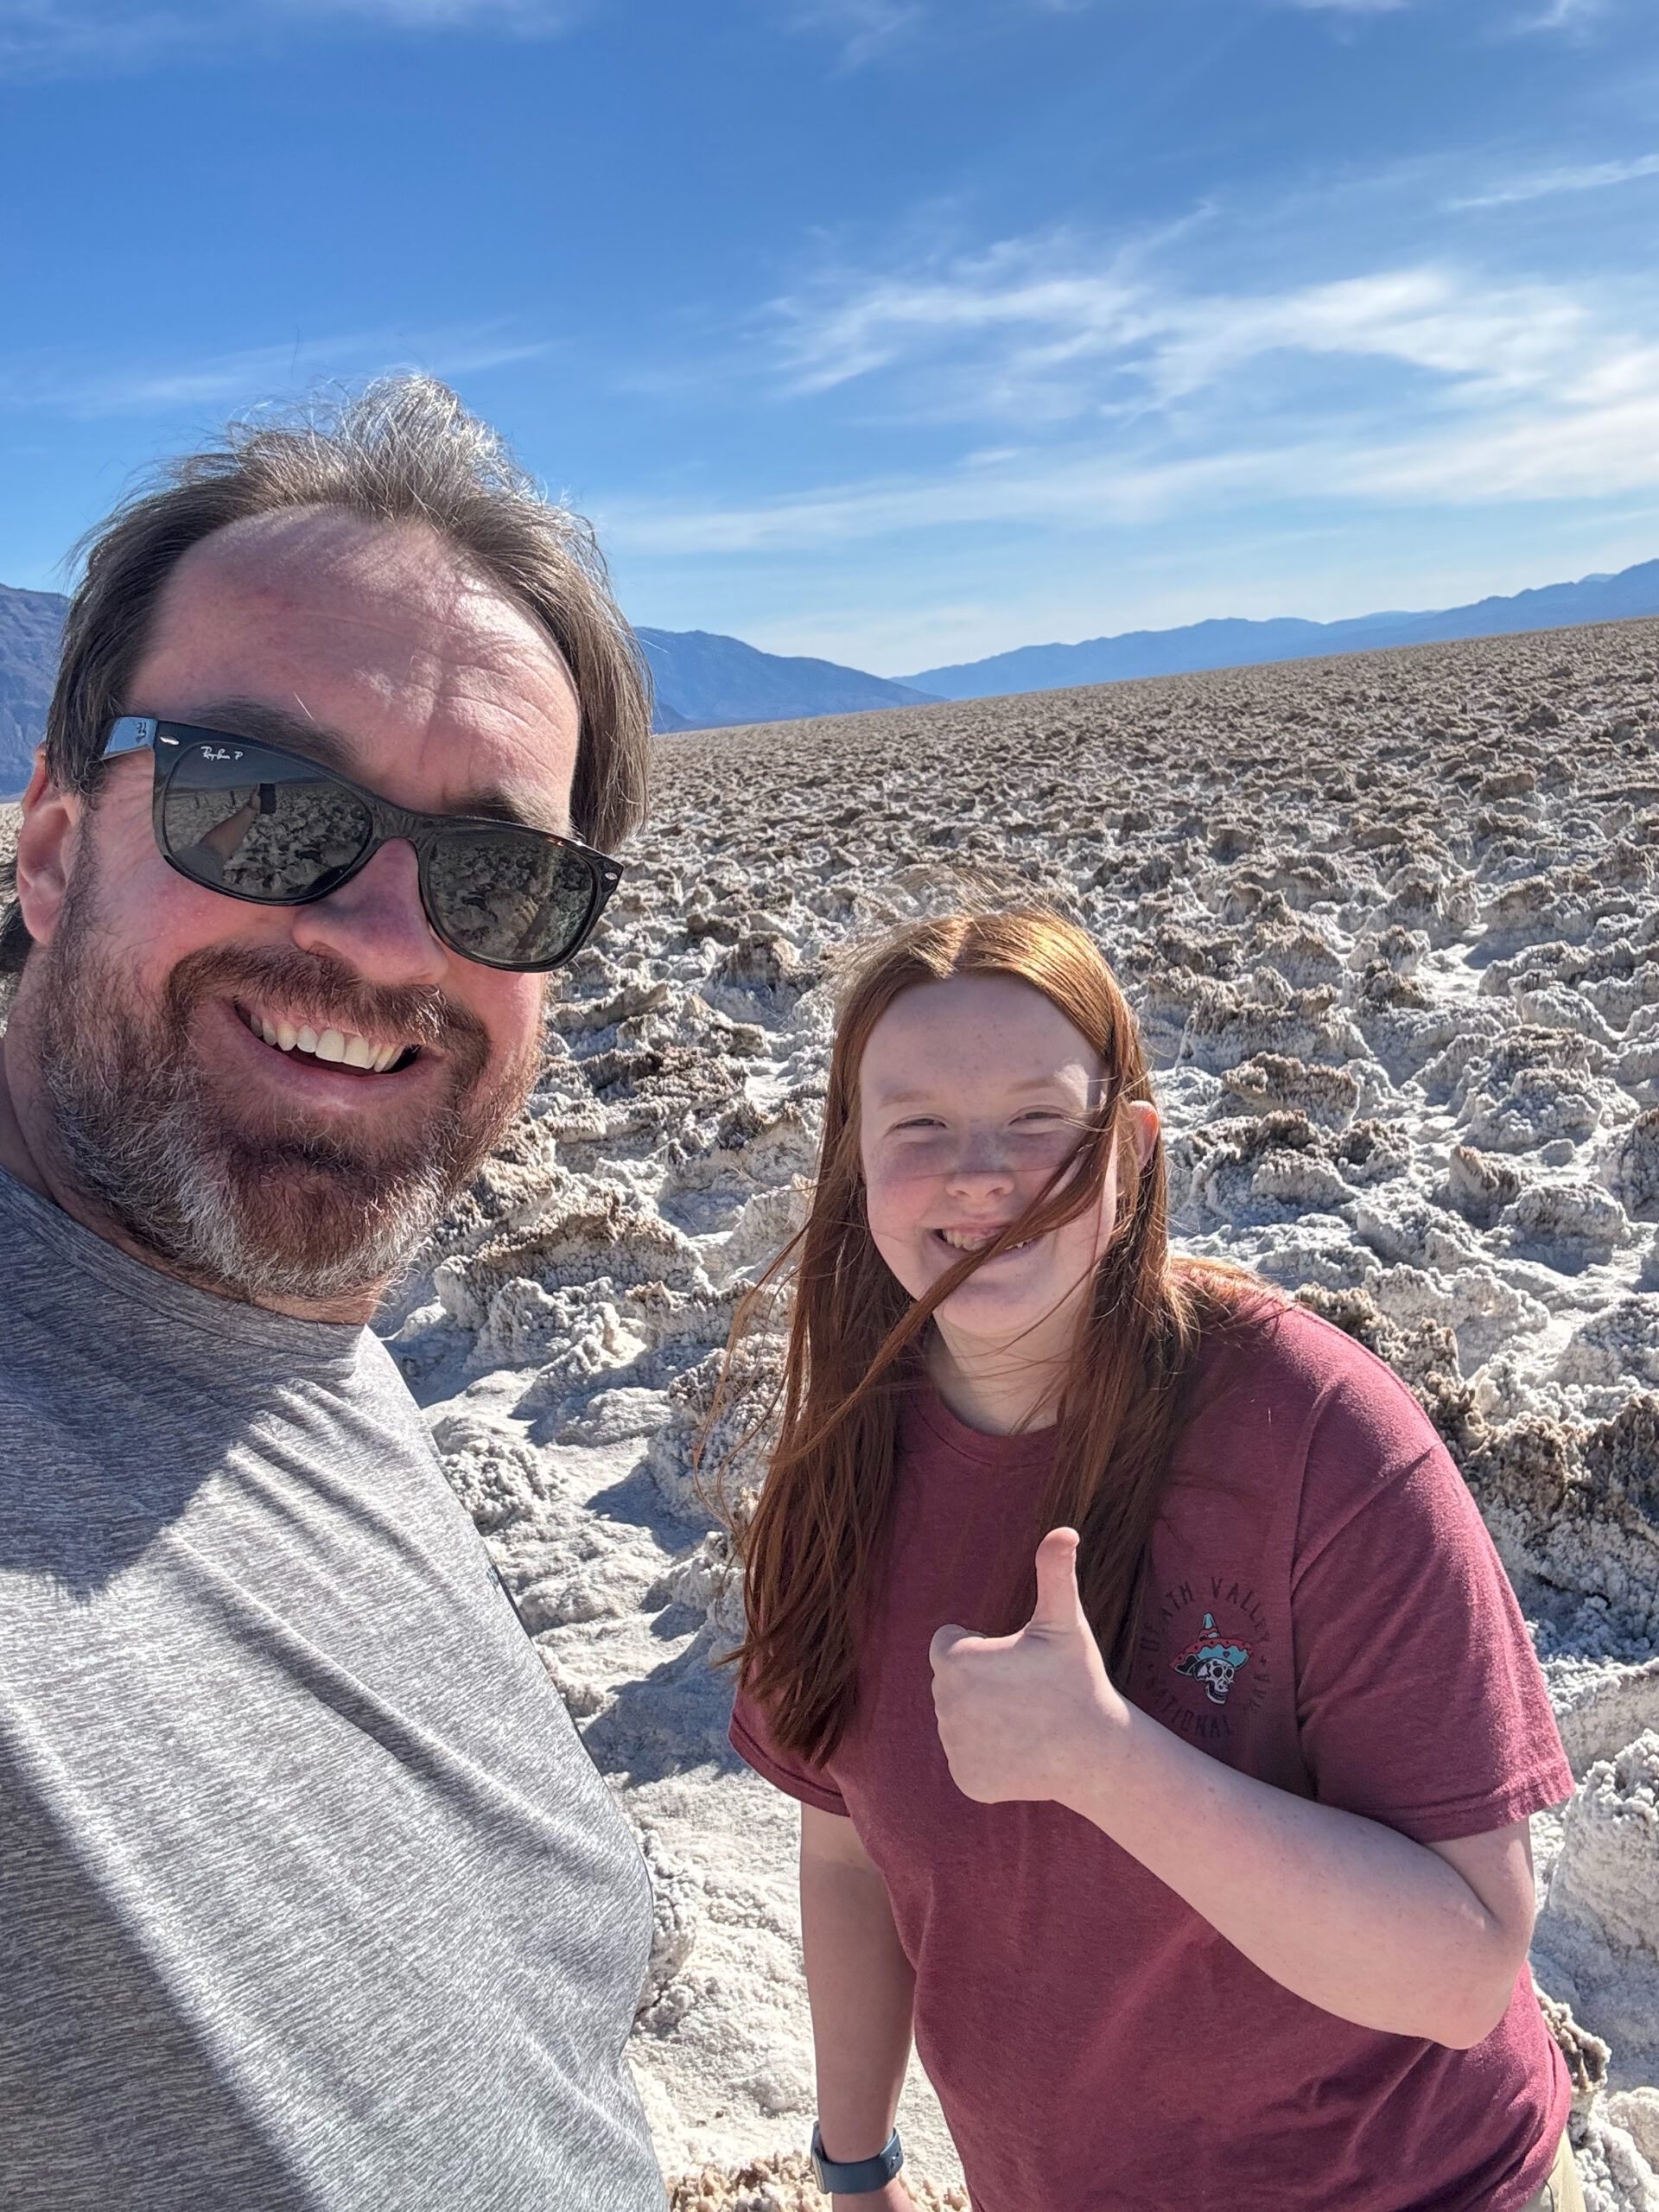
[6,555,1659,798]
[0,582,67,795]
[899,558,1659,698]
[634,627,936,730]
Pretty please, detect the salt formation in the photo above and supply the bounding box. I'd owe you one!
[376,619,1659,2208]
[667,2156,968,2211]
[1534,1732,1659,2086]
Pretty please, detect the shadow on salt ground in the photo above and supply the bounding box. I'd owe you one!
[582,1629,746,1787]
[650,1599,708,1641]
[578,1459,708,1541]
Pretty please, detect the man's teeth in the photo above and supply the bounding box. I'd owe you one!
[247,1010,404,1073]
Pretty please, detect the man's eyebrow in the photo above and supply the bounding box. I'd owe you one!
[180,699,561,830]
[187,701,359,776]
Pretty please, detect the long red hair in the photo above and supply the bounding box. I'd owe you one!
[722,908,1264,1764]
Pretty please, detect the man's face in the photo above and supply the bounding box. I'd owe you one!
[22,506,584,1314]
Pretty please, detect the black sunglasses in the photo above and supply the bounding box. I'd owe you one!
[100,717,623,974]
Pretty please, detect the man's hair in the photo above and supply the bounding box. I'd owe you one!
[0,373,651,978]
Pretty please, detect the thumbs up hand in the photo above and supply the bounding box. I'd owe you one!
[929,1529,1129,1809]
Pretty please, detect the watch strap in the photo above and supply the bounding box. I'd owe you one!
[810,2123,904,2194]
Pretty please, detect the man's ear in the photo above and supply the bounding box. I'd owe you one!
[13,751,85,950]
[1125,1096,1160,1168]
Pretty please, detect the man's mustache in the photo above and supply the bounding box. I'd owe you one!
[160,942,493,1068]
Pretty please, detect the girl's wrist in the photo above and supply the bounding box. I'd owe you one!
[813,2120,904,2195]
[1055,1689,1138,1824]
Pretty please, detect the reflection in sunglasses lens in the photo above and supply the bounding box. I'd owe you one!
[424,830,595,966]
[162,749,372,900]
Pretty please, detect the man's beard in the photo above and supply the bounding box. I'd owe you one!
[35,867,536,1309]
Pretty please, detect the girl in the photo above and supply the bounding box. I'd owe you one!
[724,910,1580,2212]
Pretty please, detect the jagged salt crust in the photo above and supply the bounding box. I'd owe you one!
[366,623,1659,2207]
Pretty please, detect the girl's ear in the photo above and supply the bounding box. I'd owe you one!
[1124,1098,1160,1169]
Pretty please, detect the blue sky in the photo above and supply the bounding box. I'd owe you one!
[3,0,1657,674]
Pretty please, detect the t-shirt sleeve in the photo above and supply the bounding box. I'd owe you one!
[1290,1348,1575,1844]
[728,1688,850,1819]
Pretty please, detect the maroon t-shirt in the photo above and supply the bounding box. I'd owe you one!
[731,1305,1574,2212]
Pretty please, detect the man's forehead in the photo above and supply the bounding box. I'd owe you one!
[160,507,574,680]
[137,508,582,830]
[173,504,499,605]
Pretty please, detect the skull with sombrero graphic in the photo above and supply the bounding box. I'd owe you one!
[1172,1613,1253,1707]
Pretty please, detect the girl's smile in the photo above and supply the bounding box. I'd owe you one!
[935,1224,1033,1253]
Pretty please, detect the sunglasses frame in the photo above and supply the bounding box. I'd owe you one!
[101,716,625,974]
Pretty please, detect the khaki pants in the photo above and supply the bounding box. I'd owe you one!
[1518,2132,1586,2212]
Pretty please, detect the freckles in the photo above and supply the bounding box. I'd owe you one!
[874,1149,950,1199]
[866,1207,917,1255]
[863,1160,927,1216]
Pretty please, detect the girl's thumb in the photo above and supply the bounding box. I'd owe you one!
[1029,1527,1083,1630]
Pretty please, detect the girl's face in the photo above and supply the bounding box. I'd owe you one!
[858,974,1150,1368]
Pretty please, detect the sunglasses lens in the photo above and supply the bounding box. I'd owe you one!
[423,828,599,968]
[162,742,373,901]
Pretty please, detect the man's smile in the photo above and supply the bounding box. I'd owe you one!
[232,999,424,1078]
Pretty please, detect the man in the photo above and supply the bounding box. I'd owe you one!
[0,377,669,2210]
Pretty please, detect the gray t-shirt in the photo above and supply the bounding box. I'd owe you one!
[0,1168,666,2211]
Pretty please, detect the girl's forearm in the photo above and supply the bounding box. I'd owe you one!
[1066,1707,1523,2047]
[799,1849,917,2164]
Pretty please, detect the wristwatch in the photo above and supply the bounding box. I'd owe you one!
[810,2123,905,2195]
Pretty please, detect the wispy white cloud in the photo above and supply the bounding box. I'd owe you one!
[1514,0,1616,31]
[0,322,556,416]
[0,0,580,76]
[604,446,1292,556]
[782,0,925,66]
[769,232,1590,423]
[605,232,1659,556]
[609,385,1659,554]
[778,0,1097,68]
[1451,152,1659,207]
[608,381,1659,558]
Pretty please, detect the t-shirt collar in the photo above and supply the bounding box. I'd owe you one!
[0,1164,368,1380]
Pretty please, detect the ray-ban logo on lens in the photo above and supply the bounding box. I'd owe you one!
[200,747,243,762]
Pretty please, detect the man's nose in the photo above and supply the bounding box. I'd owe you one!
[287,839,448,986]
